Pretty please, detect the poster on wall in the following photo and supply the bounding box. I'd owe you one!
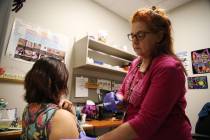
[187,76,208,89]
[6,18,68,63]
[111,80,121,91]
[97,79,111,91]
[176,51,189,72]
[191,48,210,74]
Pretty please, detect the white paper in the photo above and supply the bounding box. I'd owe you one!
[75,77,88,97]
[0,108,16,120]
[176,51,189,72]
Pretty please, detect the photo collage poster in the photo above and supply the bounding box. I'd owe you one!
[6,19,69,63]
[191,48,210,74]
[187,76,208,89]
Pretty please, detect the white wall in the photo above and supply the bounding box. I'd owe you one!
[0,0,132,118]
[169,0,210,132]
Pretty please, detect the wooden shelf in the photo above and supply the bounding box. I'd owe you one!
[0,77,24,83]
[0,74,24,84]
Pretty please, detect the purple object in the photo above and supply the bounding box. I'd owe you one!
[81,105,98,119]
[103,91,122,112]
[61,132,96,140]
[79,131,96,140]
[93,60,103,65]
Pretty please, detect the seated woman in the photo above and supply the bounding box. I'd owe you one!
[21,57,79,140]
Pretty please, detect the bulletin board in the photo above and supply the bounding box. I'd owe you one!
[70,68,123,103]
[0,18,69,83]
[71,75,121,103]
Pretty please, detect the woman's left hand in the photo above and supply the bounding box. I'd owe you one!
[59,99,76,115]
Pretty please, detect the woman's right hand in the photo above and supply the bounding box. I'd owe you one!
[103,92,126,112]
[115,93,128,111]
[59,99,76,116]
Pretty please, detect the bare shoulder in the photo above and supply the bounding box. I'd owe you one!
[54,109,76,120]
[49,109,79,140]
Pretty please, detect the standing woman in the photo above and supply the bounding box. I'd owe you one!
[111,6,192,140]
[75,6,192,140]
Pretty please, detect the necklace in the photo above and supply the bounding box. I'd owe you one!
[125,62,142,102]
[122,62,144,120]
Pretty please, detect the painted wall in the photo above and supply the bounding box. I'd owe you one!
[0,0,132,118]
[169,0,210,132]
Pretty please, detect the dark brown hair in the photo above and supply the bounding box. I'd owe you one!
[24,57,69,104]
[131,6,187,75]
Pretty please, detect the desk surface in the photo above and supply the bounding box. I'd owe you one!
[83,119,122,129]
[0,129,22,136]
[0,119,122,138]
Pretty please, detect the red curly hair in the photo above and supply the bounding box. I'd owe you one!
[131,6,187,75]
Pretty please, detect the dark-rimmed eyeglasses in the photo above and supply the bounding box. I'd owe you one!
[127,31,152,41]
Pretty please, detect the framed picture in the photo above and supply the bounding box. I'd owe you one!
[187,76,208,89]
[7,19,68,63]
[191,48,210,74]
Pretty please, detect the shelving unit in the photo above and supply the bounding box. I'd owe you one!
[73,36,136,74]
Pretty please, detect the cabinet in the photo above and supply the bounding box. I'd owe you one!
[73,36,136,74]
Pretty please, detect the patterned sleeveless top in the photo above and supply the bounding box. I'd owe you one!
[21,103,59,140]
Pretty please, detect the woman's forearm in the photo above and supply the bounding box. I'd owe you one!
[99,122,138,140]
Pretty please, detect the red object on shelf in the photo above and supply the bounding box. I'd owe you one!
[0,67,5,75]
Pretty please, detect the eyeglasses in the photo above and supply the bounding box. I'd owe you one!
[127,31,152,41]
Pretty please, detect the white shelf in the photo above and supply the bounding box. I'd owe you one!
[74,62,127,74]
[88,38,136,61]
[73,36,136,75]
[88,48,131,64]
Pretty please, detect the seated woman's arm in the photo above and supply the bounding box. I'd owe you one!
[49,109,79,140]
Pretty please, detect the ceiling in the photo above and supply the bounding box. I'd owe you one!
[92,0,192,21]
